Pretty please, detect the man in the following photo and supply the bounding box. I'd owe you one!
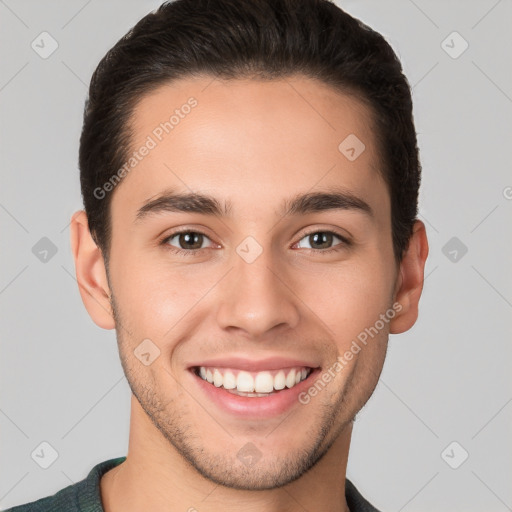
[6,0,428,510]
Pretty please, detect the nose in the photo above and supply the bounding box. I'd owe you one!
[216,247,300,339]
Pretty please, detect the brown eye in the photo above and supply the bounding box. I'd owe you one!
[296,231,347,252]
[308,232,334,250]
[177,232,204,250]
[163,231,214,252]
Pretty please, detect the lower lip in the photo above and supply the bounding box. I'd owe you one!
[189,368,321,419]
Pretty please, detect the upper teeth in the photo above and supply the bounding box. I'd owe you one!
[198,367,310,393]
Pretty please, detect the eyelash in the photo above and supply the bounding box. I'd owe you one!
[159,228,351,257]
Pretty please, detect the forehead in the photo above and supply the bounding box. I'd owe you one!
[111,75,388,222]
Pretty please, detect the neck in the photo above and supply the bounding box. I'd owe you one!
[101,395,352,512]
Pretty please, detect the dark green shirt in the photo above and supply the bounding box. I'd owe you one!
[4,457,382,511]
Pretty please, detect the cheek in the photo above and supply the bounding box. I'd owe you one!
[110,238,395,345]
[110,253,216,338]
[298,258,393,339]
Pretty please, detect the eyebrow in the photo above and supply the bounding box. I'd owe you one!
[134,187,373,222]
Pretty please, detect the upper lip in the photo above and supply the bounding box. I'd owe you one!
[188,356,320,372]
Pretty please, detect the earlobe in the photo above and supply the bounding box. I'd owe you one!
[70,210,115,330]
[389,220,429,335]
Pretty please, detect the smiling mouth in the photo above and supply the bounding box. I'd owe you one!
[192,366,314,397]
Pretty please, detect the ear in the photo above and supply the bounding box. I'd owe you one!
[389,220,429,334]
[70,210,115,330]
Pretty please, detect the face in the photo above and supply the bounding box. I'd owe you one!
[100,76,402,489]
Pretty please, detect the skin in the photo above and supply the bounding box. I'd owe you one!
[70,75,429,512]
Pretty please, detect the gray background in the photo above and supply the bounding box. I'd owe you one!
[1,0,511,510]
